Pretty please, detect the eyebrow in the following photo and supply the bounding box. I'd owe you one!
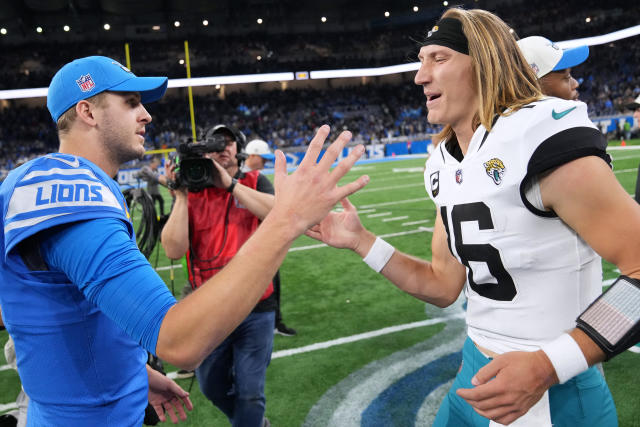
[418,48,453,59]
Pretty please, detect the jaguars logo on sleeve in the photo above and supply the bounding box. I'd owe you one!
[2,153,131,256]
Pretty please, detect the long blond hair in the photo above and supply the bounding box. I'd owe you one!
[435,8,542,143]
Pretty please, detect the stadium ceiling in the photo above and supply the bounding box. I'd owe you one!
[0,0,518,42]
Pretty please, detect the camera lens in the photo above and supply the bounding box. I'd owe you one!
[186,163,206,183]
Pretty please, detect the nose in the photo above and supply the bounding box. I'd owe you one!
[139,104,152,124]
[571,77,579,90]
[414,62,431,86]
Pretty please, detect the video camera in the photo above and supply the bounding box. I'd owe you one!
[170,125,247,192]
[171,134,226,192]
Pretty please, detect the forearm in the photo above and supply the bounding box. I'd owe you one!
[160,192,189,259]
[355,230,465,307]
[569,328,606,365]
[230,184,274,220]
[156,212,295,369]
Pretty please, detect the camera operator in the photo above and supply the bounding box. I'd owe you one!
[162,124,276,427]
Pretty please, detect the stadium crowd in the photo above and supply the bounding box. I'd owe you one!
[0,0,639,177]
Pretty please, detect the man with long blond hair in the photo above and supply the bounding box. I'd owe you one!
[308,7,639,426]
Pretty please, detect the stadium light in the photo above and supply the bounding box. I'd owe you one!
[586,17,592,23]
[384,11,390,18]
[2,25,640,101]
[167,72,295,88]
[152,25,161,31]
[310,62,420,80]
[0,28,6,35]
[103,23,111,31]
[174,21,180,27]
[36,27,43,33]
[179,59,184,65]
[202,20,209,26]
[443,1,449,6]
[321,16,327,23]
[413,6,419,12]
[63,25,70,32]
[257,18,263,24]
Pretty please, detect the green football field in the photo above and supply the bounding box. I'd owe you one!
[1,142,639,426]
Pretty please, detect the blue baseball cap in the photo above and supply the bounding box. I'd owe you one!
[517,36,589,78]
[47,55,168,123]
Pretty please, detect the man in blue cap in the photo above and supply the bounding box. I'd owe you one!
[0,56,369,425]
[517,36,589,101]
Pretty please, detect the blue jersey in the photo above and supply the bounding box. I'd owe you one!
[0,153,175,426]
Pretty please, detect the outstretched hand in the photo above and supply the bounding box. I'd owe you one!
[456,350,557,425]
[306,198,366,251]
[147,367,194,424]
[271,125,369,237]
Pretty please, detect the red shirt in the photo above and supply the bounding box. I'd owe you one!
[186,170,273,300]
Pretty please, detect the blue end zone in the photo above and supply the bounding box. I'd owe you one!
[361,351,462,426]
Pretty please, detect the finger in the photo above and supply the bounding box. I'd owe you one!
[164,401,179,424]
[174,398,189,421]
[273,150,288,192]
[471,358,504,386]
[305,229,322,240]
[329,144,366,187]
[463,393,510,411]
[493,409,528,425]
[334,175,370,201]
[456,380,502,401]
[152,403,166,422]
[183,395,194,411]
[318,130,352,170]
[341,197,355,212]
[299,125,330,169]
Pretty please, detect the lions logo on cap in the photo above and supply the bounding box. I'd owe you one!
[427,25,439,38]
[483,158,506,185]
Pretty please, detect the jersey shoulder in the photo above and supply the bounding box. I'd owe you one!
[1,154,131,256]
[509,98,596,146]
[424,142,446,200]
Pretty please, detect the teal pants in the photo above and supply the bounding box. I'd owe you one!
[433,338,618,426]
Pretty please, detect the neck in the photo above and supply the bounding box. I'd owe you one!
[451,123,475,155]
[58,133,119,178]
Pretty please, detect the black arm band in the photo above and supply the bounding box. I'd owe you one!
[576,275,640,360]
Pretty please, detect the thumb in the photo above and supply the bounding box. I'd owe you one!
[471,358,505,386]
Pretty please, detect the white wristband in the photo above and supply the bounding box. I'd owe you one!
[540,333,588,384]
[362,237,395,273]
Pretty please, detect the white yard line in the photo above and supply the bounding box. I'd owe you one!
[382,216,409,222]
[613,168,637,174]
[359,197,430,209]
[402,219,431,226]
[271,314,466,359]
[357,183,424,193]
[289,228,431,252]
[367,212,392,218]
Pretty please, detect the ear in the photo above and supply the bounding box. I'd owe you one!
[75,99,98,127]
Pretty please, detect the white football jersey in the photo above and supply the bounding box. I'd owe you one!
[424,98,609,354]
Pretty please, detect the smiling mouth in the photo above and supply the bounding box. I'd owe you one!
[427,94,441,102]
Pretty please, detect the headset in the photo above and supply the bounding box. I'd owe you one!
[206,124,248,165]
